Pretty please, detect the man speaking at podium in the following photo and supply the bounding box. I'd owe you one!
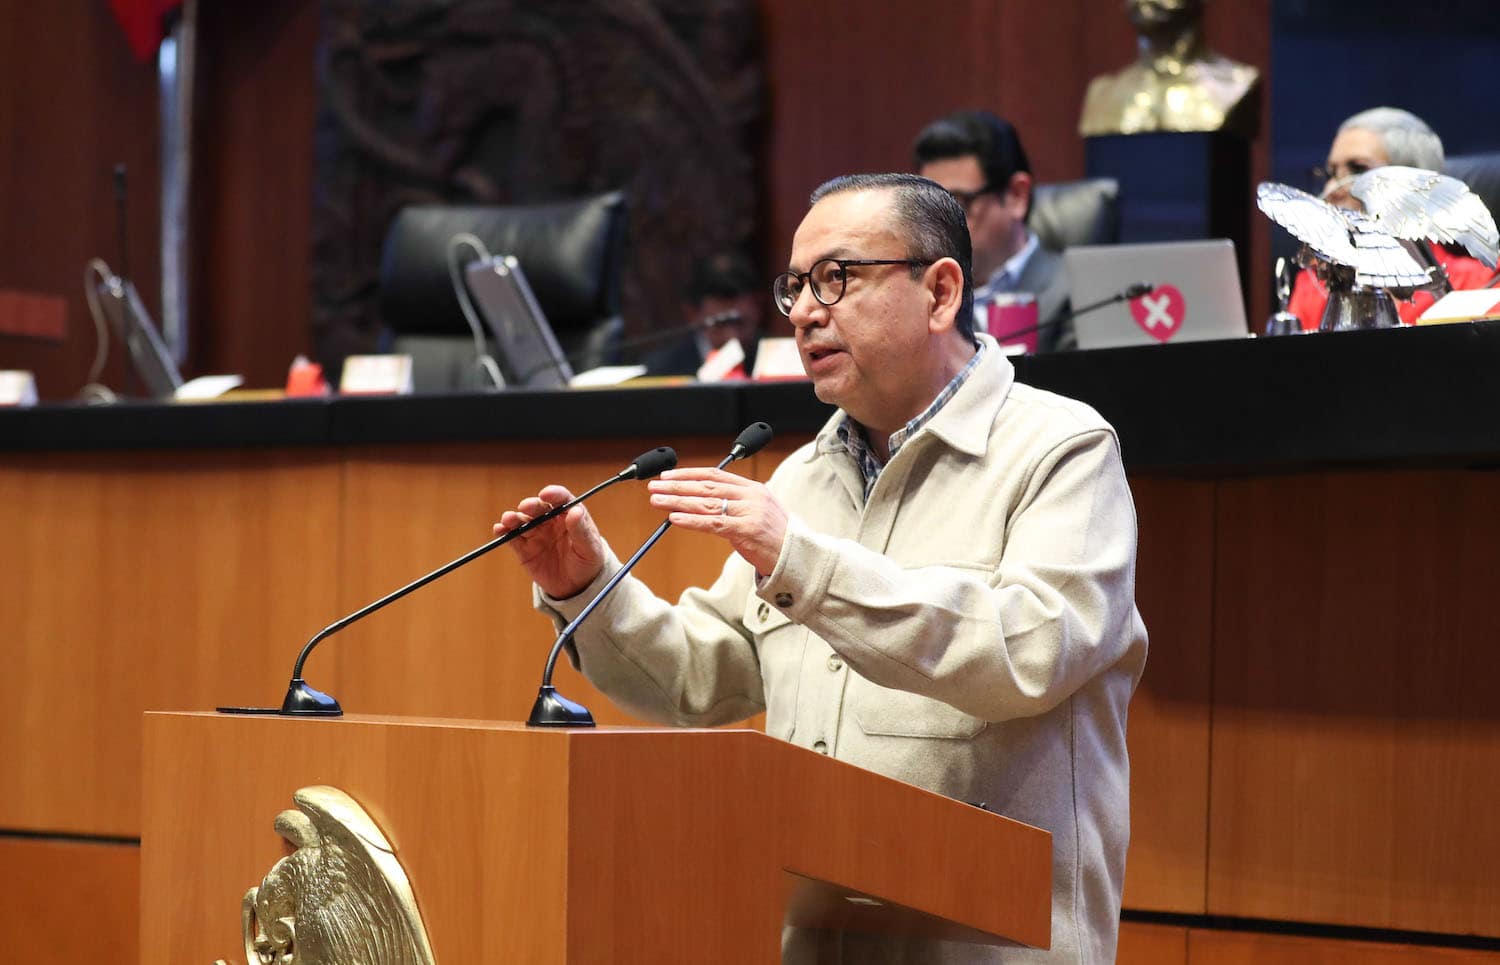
[497,173,1148,964]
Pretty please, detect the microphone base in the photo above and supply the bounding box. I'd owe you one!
[280,678,344,717]
[526,685,596,728]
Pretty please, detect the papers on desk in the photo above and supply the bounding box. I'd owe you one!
[174,374,245,400]
[750,337,806,380]
[1417,290,1500,326]
[0,370,37,407]
[570,365,648,387]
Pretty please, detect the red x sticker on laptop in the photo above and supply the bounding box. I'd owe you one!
[1129,284,1186,342]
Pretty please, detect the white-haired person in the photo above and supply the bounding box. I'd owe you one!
[1288,106,1495,329]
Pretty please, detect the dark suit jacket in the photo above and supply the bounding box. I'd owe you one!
[642,334,706,377]
[1014,244,1074,353]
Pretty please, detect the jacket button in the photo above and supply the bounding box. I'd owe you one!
[756,602,770,622]
[813,740,828,754]
[774,592,794,608]
[827,654,844,672]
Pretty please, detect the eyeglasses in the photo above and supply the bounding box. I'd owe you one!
[946,186,994,212]
[771,258,932,316]
[1310,160,1372,184]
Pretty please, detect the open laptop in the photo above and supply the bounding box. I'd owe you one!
[463,255,573,389]
[94,272,184,398]
[1064,239,1249,350]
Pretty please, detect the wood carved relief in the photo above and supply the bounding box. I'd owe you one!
[310,0,764,368]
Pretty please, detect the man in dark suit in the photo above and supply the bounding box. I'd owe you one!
[642,252,765,377]
[915,110,1074,352]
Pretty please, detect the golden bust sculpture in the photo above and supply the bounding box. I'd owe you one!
[1079,0,1259,137]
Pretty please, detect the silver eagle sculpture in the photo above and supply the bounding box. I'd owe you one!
[1256,166,1498,331]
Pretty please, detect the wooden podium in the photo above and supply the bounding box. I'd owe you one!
[142,712,1051,963]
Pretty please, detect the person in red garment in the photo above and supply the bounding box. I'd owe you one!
[1289,106,1496,330]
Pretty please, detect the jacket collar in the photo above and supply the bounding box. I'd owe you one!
[810,333,1013,462]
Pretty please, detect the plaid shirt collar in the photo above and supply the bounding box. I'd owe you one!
[835,341,985,501]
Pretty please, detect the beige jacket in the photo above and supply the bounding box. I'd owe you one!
[537,335,1148,963]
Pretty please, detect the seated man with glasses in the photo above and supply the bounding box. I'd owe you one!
[1289,106,1495,329]
[914,110,1074,352]
[496,172,1147,964]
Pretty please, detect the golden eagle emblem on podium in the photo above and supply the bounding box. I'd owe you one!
[215,786,436,965]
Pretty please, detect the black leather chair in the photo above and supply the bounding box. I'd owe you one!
[1029,177,1121,251]
[378,192,628,390]
[1445,152,1500,226]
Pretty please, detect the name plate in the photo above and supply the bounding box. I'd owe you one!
[0,370,38,407]
[751,337,806,381]
[340,354,414,395]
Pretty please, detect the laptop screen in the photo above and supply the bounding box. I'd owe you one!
[463,256,574,389]
[95,274,184,399]
[1064,240,1249,350]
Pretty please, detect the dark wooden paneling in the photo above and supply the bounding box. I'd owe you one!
[0,0,160,398]
[193,0,321,388]
[759,0,1273,323]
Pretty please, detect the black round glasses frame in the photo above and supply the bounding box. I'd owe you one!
[771,258,933,316]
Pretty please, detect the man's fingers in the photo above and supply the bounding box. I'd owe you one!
[517,496,557,517]
[539,484,576,504]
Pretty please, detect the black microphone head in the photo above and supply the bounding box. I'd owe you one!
[729,422,774,461]
[628,446,678,479]
[1125,281,1155,299]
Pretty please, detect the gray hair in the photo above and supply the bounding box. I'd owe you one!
[1338,107,1445,171]
[808,173,976,339]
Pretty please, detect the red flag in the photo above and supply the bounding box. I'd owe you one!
[107,0,185,62]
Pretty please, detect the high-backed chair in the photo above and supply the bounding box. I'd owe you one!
[378,192,629,391]
[1445,152,1500,228]
[1029,177,1121,251]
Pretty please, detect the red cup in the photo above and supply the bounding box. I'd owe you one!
[986,293,1039,354]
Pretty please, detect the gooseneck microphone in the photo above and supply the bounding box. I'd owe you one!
[217,445,678,718]
[113,164,130,283]
[990,281,1156,343]
[611,310,743,359]
[527,422,775,727]
[514,311,745,385]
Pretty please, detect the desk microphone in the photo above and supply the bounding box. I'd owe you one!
[614,310,742,359]
[217,445,679,718]
[527,421,775,727]
[990,282,1155,343]
[515,311,746,385]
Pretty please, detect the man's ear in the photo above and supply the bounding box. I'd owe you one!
[926,257,966,335]
[1004,171,1033,220]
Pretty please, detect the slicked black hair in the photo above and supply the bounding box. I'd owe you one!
[687,251,759,302]
[808,173,975,339]
[913,110,1032,220]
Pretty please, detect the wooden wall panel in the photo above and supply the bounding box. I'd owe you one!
[0,0,160,398]
[193,0,322,387]
[0,451,341,835]
[759,0,1274,324]
[1119,921,1190,965]
[1209,470,1500,935]
[331,437,743,725]
[0,837,139,964]
[1122,477,1214,913]
[1189,930,1500,964]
